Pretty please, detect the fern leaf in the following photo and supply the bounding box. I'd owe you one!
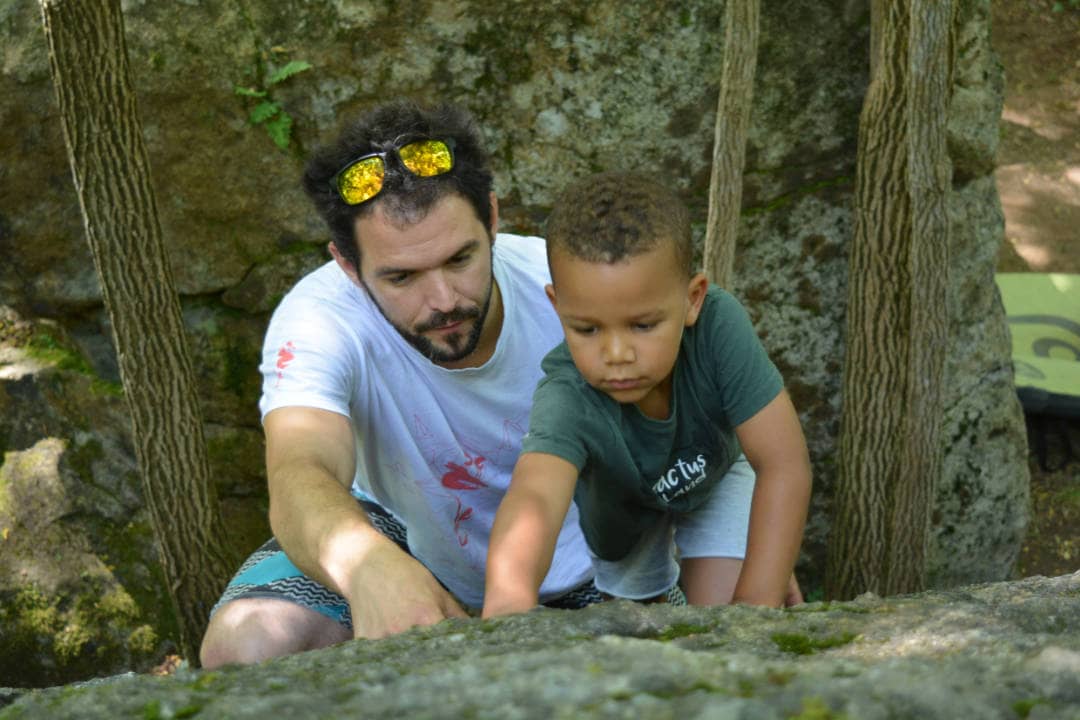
[234,86,267,98]
[268,60,313,86]
[264,113,293,150]
[249,101,281,125]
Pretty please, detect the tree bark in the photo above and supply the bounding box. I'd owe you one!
[40,0,237,663]
[703,0,759,288]
[826,0,954,600]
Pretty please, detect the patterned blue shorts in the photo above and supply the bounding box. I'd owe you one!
[212,499,685,629]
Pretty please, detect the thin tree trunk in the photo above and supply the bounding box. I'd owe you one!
[704,0,760,288]
[826,0,954,600]
[40,0,236,663]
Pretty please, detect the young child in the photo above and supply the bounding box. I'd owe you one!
[482,172,811,616]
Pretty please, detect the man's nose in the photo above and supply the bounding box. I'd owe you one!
[424,270,457,312]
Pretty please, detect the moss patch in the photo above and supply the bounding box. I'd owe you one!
[653,622,713,641]
[771,632,857,655]
[0,579,160,687]
[1013,697,1051,718]
[790,696,849,719]
[23,329,123,397]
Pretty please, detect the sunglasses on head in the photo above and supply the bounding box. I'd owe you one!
[332,138,455,205]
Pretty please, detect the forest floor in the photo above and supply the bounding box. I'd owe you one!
[991,0,1079,579]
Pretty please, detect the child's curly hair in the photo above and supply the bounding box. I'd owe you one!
[544,172,693,278]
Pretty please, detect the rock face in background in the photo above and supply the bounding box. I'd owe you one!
[4,573,1079,719]
[0,0,1028,683]
[0,307,170,686]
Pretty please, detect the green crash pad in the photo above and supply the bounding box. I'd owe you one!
[996,273,1080,417]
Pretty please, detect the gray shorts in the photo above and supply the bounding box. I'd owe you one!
[212,498,684,629]
[591,455,754,599]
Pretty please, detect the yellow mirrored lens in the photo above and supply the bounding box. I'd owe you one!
[399,140,452,177]
[339,156,384,205]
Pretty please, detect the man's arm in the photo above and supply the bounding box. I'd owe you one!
[731,389,812,607]
[482,452,578,617]
[264,406,466,638]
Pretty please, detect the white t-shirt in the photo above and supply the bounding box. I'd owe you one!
[258,233,593,608]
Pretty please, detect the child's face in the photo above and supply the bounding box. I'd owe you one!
[545,243,707,419]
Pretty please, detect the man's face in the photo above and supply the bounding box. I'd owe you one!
[332,193,500,368]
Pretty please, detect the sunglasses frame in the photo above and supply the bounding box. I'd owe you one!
[332,138,456,206]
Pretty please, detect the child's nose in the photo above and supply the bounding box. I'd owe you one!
[602,333,635,364]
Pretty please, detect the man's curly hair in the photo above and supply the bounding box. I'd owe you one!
[302,100,494,272]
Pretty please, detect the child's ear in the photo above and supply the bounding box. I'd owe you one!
[545,283,557,308]
[684,273,709,326]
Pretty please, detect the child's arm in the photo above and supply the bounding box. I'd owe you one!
[482,452,579,618]
[732,389,813,607]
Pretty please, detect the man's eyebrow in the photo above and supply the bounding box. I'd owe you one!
[373,239,481,278]
[446,240,480,258]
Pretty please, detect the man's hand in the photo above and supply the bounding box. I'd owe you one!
[345,533,468,639]
[264,407,467,639]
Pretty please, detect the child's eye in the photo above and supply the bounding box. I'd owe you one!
[633,322,657,331]
[570,325,597,336]
[386,273,411,286]
[448,252,471,267]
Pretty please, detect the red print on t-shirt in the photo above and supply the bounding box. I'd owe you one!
[453,498,473,546]
[441,451,487,491]
[275,341,296,385]
[441,452,486,546]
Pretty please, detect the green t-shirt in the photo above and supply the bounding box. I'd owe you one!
[521,285,783,561]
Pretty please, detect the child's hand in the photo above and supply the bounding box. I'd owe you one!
[484,452,579,619]
[481,588,540,618]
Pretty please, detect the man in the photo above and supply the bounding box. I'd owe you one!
[199,100,787,668]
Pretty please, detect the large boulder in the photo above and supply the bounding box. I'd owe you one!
[0,306,268,686]
[3,572,1079,719]
[0,306,168,686]
[0,0,1028,680]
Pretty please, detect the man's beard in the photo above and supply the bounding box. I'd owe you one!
[366,275,494,365]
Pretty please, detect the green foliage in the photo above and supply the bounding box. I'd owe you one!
[263,113,294,152]
[1051,0,1079,12]
[248,101,281,124]
[269,60,313,84]
[234,59,312,151]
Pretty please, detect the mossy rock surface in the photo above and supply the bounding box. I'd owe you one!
[3,573,1079,719]
[0,310,178,687]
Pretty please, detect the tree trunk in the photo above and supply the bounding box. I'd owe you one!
[40,0,237,663]
[825,0,954,600]
[703,0,759,288]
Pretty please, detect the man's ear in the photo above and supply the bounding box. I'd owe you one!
[488,192,499,240]
[684,272,709,327]
[545,283,557,308]
[328,241,362,286]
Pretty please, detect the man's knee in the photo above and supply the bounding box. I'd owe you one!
[199,598,351,669]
